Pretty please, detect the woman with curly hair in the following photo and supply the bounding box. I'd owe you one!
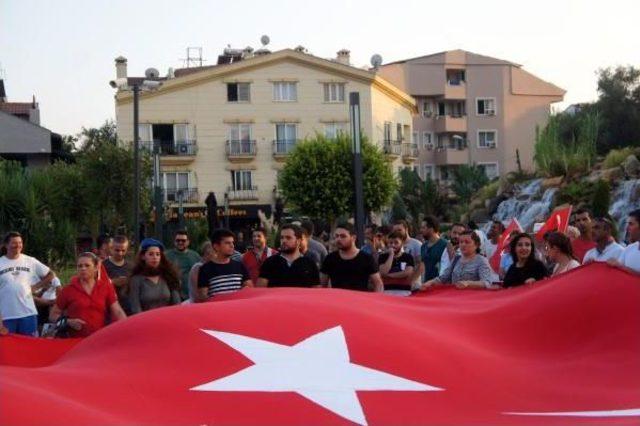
[128,238,181,314]
[546,232,581,276]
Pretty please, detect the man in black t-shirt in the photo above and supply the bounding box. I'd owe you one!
[258,224,320,288]
[197,229,252,301]
[320,223,383,292]
[378,230,415,291]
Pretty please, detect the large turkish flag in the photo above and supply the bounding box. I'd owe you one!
[1,263,639,425]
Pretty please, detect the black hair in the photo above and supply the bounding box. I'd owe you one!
[335,222,356,236]
[509,233,537,265]
[459,230,482,253]
[629,209,640,224]
[574,208,592,218]
[281,224,303,240]
[211,228,235,245]
[546,232,575,259]
[113,234,129,245]
[174,229,189,237]
[97,233,112,248]
[423,215,440,232]
[1,231,22,256]
[300,220,315,236]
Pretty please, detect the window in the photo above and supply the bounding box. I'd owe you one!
[421,100,432,117]
[227,83,250,102]
[323,83,345,102]
[138,124,152,143]
[396,123,403,142]
[446,69,466,85]
[479,163,499,180]
[478,130,497,148]
[273,82,297,101]
[383,122,392,142]
[324,122,344,139]
[162,172,190,202]
[422,132,433,149]
[228,123,252,141]
[231,170,253,191]
[451,101,466,117]
[437,102,446,117]
[412,132,419,145]
[276,123,297,142]
[477,98,496,116]
[423,164,434,180]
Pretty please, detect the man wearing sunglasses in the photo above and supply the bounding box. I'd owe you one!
[166,230,201,300]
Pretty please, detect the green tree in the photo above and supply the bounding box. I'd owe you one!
[397,168,447,228]
[595,66,640,152]
[279,134,396,224]
[451,165,489,204]
[591,179,611,218]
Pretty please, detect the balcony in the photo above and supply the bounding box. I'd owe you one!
[226,140,257,162]
[273,139,299,160]
[433,143,469,166]
[382,140,401,158]
[164,187,199,204]
[434,115,467,133]
[140,140,198,165]
[227,186,259,201]
[401,143,419,163]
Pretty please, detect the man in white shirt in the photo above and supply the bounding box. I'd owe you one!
[583,217,624,263]
[439,223,466,275]
[484,220,505,259]
[611,210,640,274]
[0,232,54,336]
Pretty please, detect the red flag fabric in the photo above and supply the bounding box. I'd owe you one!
[489,218,524,273]
[1,263,639,425]
[535,205,573,240]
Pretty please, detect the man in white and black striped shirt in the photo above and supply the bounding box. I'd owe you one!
[197,229,252,301]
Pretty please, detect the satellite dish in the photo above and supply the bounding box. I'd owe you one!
[260,35,270,46]
[370,54,383,69]
[145,68,160,79]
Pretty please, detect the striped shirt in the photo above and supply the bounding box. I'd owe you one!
[197,260,249,298]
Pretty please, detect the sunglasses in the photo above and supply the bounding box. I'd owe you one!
[175,239,188,243]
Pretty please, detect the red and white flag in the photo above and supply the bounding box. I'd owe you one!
[1,263,639,425]
[489,218,523,273]
[535,205,573,240]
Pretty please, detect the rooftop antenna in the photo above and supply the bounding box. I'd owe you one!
[181,47,206,68]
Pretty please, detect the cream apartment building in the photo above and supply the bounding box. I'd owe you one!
[378,50,565,183]
[113,48,416,227]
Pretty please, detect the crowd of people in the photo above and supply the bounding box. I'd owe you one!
[1,208,639,338]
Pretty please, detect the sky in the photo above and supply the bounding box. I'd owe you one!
[1,0,639,136]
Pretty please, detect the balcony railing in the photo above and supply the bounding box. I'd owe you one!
[273,139,299,156]
[383,140,401,156]
[140,140,198,156]
[401,143,419,160]
[226,140,257,158]
[227,186,259,201]
[164,187,199,203]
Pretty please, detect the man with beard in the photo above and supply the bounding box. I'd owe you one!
[571,208,596,263]
[378,231,415,291]
[197,229,252,301]
[257,224,320,288]
[166,230,201,300]
[440,223,466,275]
[320,223,383,292]
[417,216,448,282]
[242,228,277,284]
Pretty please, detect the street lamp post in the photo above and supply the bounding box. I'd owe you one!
[110,76,162,248]
[349,92,365,248]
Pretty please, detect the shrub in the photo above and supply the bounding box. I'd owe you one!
[603,147,636,169]
[591,179,611,218]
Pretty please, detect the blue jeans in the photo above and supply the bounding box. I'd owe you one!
[3,315,38,336]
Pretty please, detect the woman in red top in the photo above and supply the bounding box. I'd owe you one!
[50,252,127,337]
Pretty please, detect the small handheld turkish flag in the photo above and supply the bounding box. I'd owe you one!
[489,218,523,273]
[1,263,639,425]
[535,205,573,240]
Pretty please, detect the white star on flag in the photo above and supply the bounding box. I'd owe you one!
[191,326,442,425]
